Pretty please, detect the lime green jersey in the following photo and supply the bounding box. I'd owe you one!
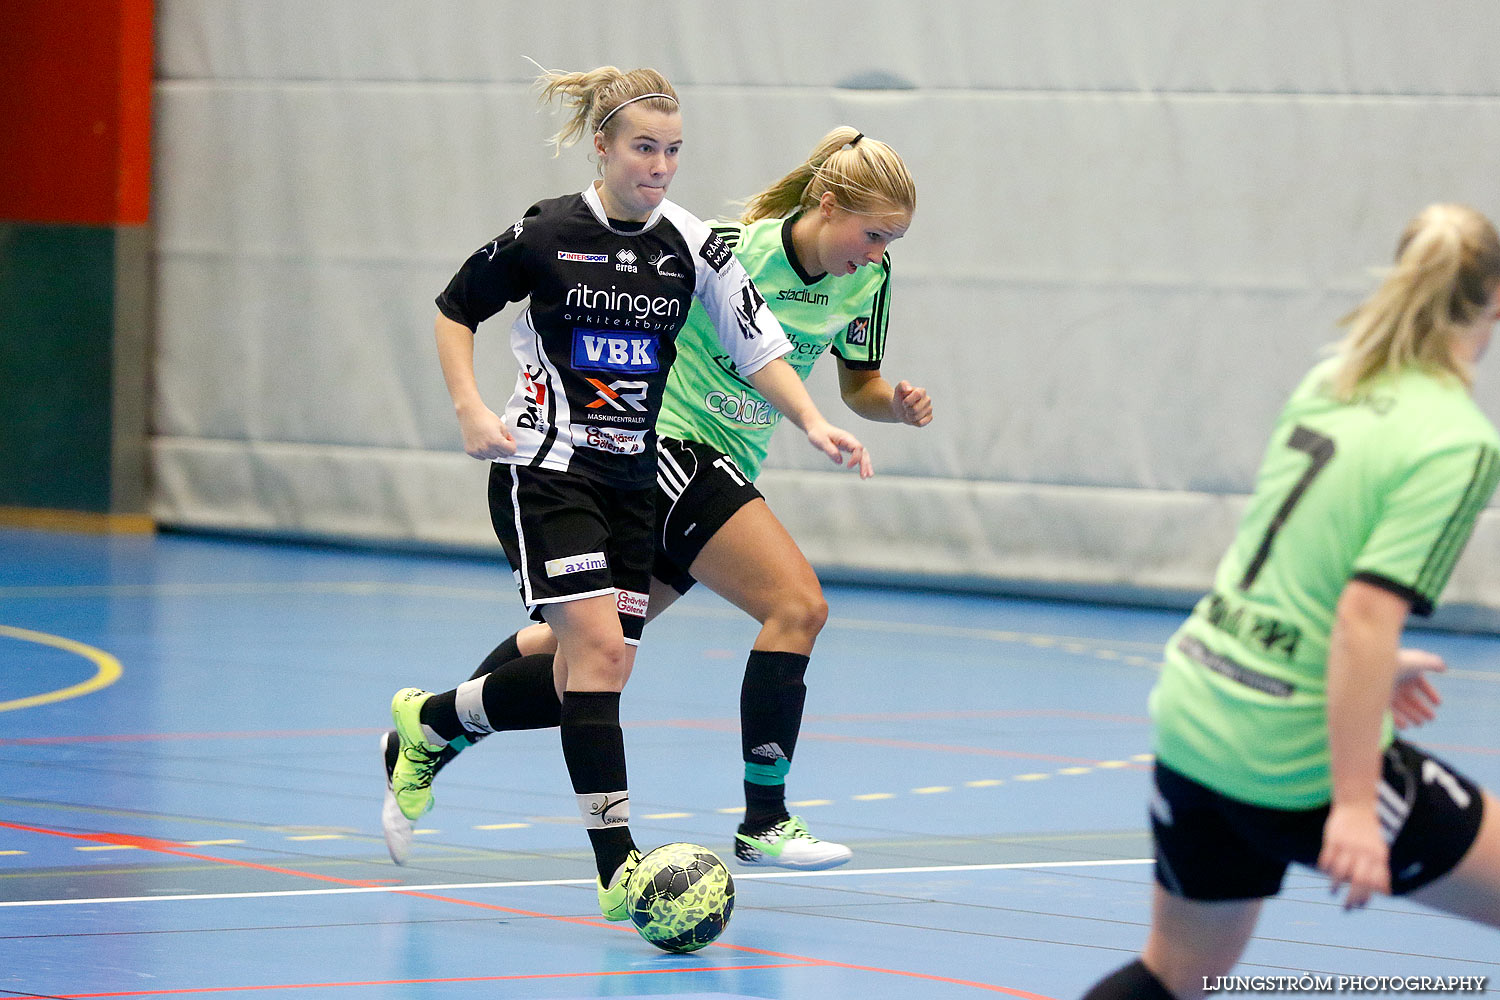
[656,215,890,479]
[1151,357,1500,808]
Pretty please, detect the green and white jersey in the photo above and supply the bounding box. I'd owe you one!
[655,215,890,479]
[1151,357,1500,808]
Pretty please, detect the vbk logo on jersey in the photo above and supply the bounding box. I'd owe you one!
[844,316,870,345]
[572,329,659,372]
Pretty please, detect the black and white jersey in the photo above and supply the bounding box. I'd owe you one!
[437,184,793,488]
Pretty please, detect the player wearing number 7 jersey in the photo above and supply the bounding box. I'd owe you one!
[1084,204,1500,1000]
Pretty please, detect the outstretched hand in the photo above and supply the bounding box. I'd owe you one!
[1391,647,1445,729]
[458,405,517,460]
[806,421,874,479]
[891,380,934,427]
[1317,802,1391,910]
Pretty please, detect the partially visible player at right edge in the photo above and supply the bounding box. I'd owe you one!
[382,127,928,871]
[1083,203,1500,1000]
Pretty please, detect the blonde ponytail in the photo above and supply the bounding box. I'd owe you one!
[533,65,678,156]
[1332,204,1500,400]
[741,126,916,224]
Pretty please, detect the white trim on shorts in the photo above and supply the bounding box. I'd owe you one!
[509,465,622,613]
[508,466,534,606]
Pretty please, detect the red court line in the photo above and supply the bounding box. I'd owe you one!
[8,819,1060,998]
[703,940,1057,998]
[54,964,817,998]
[0,728,387,746]
[0,821,386,888]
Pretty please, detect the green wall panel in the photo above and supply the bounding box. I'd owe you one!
[0,222,116,511]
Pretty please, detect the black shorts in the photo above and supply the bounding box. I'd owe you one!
[487,463,653,644]
[1151,739,1484,901]
[652,436,763,595]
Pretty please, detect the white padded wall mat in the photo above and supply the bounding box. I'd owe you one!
[150,1,1500,621]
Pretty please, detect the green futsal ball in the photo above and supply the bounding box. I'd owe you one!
[626,842,735,953]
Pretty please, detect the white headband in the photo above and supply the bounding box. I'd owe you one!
[597,92,678,132]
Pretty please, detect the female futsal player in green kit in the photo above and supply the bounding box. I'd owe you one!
[1084,203,1500,999]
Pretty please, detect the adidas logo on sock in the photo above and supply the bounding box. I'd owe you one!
[750,742,786,761]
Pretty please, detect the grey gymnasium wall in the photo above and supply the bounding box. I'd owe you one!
[151,1,1500,624]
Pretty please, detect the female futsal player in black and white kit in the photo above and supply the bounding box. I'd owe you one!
[385,65,872,922]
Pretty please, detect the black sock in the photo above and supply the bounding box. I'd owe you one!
[412,641,556,767]
[740,650,809,830]
[469,632,523,681]
[418,689,465,744]
[560,690,635,881]
[1082,960,1176,1000]
[479,654,561,730]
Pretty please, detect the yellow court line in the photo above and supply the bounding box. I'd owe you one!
[0,625,122,712]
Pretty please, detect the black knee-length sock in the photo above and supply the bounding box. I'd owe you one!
[560,689,635,882]
[740,650,810,829]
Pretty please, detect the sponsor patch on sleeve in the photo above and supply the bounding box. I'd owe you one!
[700,233,733,273]
[844,316,870,345]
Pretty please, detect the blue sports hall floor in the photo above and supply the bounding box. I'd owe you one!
[2,527,1497,998]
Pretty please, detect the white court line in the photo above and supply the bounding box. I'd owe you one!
[0,858,1152,908]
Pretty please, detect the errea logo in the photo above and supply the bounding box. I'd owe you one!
[616,248,638,273]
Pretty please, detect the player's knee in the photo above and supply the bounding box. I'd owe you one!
[772,587,828,641]
[518,623,559,657]
[573,649,631,690]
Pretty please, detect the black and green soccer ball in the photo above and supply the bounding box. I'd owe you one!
[625,843,735,953]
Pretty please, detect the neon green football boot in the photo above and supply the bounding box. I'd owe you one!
[389,688,446,821]
[596,849,642,921]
